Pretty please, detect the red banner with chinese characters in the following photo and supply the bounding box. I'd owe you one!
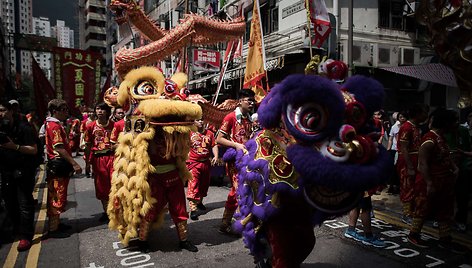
[53,47,102,114]
[193,49,220,72]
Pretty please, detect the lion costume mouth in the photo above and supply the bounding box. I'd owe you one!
[303,185,362,214]
[138,98,202,127]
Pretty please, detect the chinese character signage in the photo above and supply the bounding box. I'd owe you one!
[193,49,220,72]
[53,47,102,112]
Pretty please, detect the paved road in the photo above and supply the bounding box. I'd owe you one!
[1,156,471,267]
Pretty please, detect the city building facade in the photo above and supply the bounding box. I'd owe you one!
[78,0,107,55]
[110,0,457,110]
[1,0,33,77]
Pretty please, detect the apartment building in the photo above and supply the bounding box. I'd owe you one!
[78,0,107,55]
[32,16,52,80]
[1,0,33,76]
[52,20,75,48]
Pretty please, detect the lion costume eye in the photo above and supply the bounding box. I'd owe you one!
[286,103,328,136]
[134,81,157,96]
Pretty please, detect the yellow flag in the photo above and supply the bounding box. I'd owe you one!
[244,0,267,103]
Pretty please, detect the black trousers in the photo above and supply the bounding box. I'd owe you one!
[0,168,36,240]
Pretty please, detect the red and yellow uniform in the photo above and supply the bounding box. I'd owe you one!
[397,120,422,209]
[110,118,125,144]
[84,120,115,201]
[187,130,215,211]
[144,129,188,226]
[45,119,71,229]
[68,118,81,152]
[219,109,252,216]
[411,130,456,239]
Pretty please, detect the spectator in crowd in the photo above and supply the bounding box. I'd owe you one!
[386,111,407,194]
[397,104,429,225]
[0,101,39,251]
[448,111,472,232]
[8,100,27,122]
[344,190,386,248]
[187,118,220,220]
[407,108,466,254]
[216,89,255,235]
[44,99,82,238]
[111,107,125,123]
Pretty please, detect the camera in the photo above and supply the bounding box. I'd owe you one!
[0,131,10,144]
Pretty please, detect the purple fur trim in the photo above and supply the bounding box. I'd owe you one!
[223,148,236,162]
[343,75,385,115]
[287,144,392,191]
[258,75,345,143]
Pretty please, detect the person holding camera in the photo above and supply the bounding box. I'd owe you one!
[0,101,39,251]
[44,99,82,238]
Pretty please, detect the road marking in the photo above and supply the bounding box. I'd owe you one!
[3,167,45,268]
[2,167,46,268]
[374,210,472,249]
[25,168,48,267]
[86,263,104,268]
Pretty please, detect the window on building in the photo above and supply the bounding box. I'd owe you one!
[244,0,279,42]
[378,0,417,32]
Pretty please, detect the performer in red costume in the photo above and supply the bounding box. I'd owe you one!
[44,99,82,236]
[67,117,81,157]
[187,118,220,220]
[216,89,255,234]
[397,104,428,224]
[84,102,115,222]
[407,108,466,254]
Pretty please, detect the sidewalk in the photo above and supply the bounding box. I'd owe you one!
[371,189,472,249]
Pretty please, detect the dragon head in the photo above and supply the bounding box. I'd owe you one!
[116,66,202,134]
[109,0,139,24]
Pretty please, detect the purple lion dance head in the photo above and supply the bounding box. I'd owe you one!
[226,74,392,260]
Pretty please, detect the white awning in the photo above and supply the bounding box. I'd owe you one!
[381,63,457,88]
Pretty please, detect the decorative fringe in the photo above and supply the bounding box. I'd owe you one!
[108,128,158,246]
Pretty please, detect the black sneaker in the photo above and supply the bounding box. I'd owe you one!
[190,210,199,221]
[99,213,109,223]
[438,240,468,254]
[179,240,198,252]
[44,230,70,239]
[58,223,72,231]
[407,234,429,248]
[137,240,150,253]
[197,203,207,211]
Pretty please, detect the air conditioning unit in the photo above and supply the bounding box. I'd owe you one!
[372,44,399,67]
[341,40,371,66]
[352,41,371,66]
[399,47,420,65]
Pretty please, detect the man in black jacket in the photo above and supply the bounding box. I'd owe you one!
[0,101,39,251]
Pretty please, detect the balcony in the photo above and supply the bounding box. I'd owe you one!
[86,12,106,22]
[85,39,106,49]
[85,0,106,9]
[85,26,106,36]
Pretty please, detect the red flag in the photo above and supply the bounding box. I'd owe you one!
[32,56,56,119]
[305,0,331,48]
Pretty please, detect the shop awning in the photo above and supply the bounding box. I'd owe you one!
[189,55,285,88]
[381,63,457,88]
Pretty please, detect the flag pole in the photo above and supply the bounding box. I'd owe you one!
[305,0,313,58]
[213,41,235,105]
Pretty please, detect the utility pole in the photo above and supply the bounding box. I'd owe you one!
[347,0,353,76]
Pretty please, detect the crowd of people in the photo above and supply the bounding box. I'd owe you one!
[344,104,472,254]
[1,95,471,256]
